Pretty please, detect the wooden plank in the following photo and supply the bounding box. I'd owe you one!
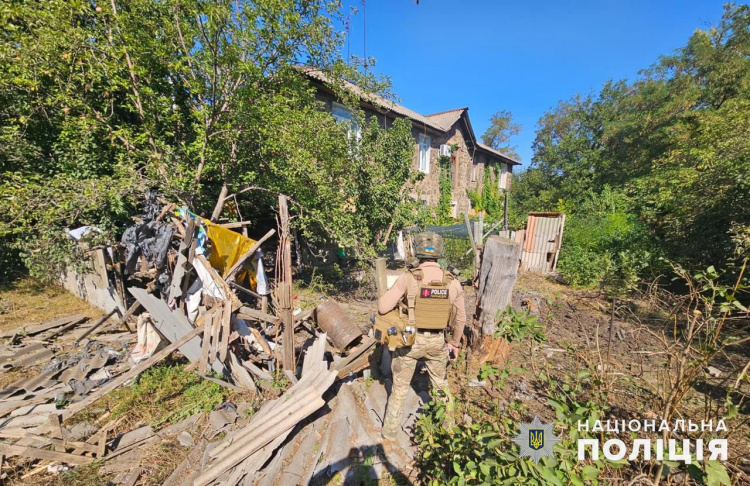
[334,336,376,376]
[228,352,258,392]
[375,258,387,297]
[219,221,252,229]
[242,360,273,382]
[108,301,140,333]
[208,308,221,366]
[128,287,224,375]
[237,306,280,325]
[224,229,276,282]
[231,281,261,299]
[60,323,205,421]
[44,315,90,340]
[278,195,295,374]
[336,346,376,379]
[219,301,231,362]
[75,307,119,344]
[199,309,216,375]
[0,444,94,465]
[250,327,272,356]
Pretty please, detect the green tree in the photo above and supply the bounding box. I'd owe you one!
[512,3,750,282]
[0,0,418,278]
[480,110,521,160]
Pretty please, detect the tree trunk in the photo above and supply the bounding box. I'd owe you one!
[476,236,522,337]
[210,183,228,222]
[278,195,295,373]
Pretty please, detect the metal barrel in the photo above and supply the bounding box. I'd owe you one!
[314,299,362,350]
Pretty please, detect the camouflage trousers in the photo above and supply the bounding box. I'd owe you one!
[382,331,453,435]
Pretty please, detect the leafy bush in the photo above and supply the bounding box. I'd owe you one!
[467,166,505,222]
[556,187,659,290]
[414,371,617,485]
[107,363,226,427]
[494,305,548,343]
[440,236,474,274]
[435,156,454,224]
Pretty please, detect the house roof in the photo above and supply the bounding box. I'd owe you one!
[300,67,446,132]
[476,142,522,165]
[424,108,468,130]
[300,67,521,166]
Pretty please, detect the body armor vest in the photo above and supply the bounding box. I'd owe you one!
[405,268,454,330]
[374,266,455,351]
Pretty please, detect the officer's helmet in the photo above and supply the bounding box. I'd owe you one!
[413,232,444,259]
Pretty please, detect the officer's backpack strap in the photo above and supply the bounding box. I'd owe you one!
[405,268,423,327]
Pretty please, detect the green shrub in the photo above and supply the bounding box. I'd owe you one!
[494,305,548,343]
[414,371,618,485]
[440,236,474,273]
[556,186,660,290]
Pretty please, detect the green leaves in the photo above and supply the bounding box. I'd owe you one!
[0,0,422,277]
[512,4,750,281]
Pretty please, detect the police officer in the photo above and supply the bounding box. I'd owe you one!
[377,232,466,441]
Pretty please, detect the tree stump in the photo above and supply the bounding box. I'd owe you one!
[476,236,522,337]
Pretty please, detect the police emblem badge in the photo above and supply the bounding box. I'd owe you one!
[512,416,560,463]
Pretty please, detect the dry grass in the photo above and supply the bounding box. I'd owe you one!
[0,279,102,335]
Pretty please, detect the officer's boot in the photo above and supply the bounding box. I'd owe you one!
[381,409,400,441]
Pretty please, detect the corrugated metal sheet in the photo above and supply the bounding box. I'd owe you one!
[519,213,565,274]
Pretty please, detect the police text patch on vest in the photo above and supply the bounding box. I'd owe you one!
[420,288,448,299]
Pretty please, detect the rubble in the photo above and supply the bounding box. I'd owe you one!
[0,194,398,484]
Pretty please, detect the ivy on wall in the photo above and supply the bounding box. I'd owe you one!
[436,155,453,224]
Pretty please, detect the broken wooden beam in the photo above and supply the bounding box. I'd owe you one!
[334,336,376,378]
[75,307,119,344]
[219,221,253,229]
[236,306,280,325]
[224,228,276,283]
[0,444,94,465]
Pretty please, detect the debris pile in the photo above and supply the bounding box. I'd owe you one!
[0,193,393,484]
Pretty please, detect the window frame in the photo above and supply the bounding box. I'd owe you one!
[331,102,361,140]
[418,133,431,174]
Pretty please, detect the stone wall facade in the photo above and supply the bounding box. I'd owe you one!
[312,86,513,219]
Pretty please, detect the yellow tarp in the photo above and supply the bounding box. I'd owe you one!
[201,219,258,288]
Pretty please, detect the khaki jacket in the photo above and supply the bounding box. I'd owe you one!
[377,261,466,347]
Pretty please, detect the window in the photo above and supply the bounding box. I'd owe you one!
[332,102,360,140]
[418,133,431,173]
[499,163,508,190]
[471,163,477,182]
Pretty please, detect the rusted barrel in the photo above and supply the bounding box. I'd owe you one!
[315,299,361,350]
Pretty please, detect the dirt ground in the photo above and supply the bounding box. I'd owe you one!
[0,270,748,484]
[0,280,103,335]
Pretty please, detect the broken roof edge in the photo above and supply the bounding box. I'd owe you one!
[298,66,448,133]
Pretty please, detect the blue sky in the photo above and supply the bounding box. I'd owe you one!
[338,0,728,167]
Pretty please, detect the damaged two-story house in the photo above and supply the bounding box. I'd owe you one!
[302,68,521,218]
